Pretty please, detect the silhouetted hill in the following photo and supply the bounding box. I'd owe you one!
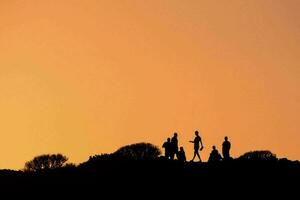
[1,158,299,197]
[1,146,299,198]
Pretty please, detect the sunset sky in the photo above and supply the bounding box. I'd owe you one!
[0,0,299,169]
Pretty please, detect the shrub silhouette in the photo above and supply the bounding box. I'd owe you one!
[238,150,277,161]
[24,154,68,172]
[113,143,161,160]
[89,153,112,161]
[64,163,77,168]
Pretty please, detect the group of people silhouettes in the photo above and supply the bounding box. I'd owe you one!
[162,131,231,163]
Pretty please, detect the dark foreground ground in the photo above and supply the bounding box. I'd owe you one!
[1,159,299,198]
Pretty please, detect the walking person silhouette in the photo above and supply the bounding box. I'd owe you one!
[222,136,231,160]
[190,131,204,162]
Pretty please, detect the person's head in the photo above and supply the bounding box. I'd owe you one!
[212,146,216,150]
[174,133,178,137]
[167,138,170,142]
[225,136,228,141]
[195,131,199,136]
[180,147,184,151]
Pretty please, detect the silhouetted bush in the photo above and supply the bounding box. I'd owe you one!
[88,154,112,162]
[238,150,277,161]
[114,143,161,160]
[64,163,77,168]
[24,154,68,172]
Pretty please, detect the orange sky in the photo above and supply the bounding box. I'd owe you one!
[0,0,299,169]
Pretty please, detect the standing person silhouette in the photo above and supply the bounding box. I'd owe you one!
[222,136,231,160]
[162,138,171,159]
[190,131,204,162]
[170,133,179,160]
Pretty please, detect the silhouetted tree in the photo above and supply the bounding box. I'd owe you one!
[24,154,68,172]
[114,143,161,160]
[238,151,277,161]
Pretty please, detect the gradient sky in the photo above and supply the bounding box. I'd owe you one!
[0,0,299,169]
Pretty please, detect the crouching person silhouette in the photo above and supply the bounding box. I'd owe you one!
[208,146,222,163]
[177,147,186,163]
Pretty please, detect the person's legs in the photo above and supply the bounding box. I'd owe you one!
[226,151,230,159]
[167,152,171,160]
[191,151,197,161]
[194,147,200,161]
[175,151,179,160]
[170,152,174,160]
[223,151,229,160]
[195,152,201,162]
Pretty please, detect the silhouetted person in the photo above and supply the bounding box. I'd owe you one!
[189,131,203,162]
[162,138,171,159]
[208,146,222,163]
[170,133,179,160]
[177,147,186,163]
[222,136,231,160]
